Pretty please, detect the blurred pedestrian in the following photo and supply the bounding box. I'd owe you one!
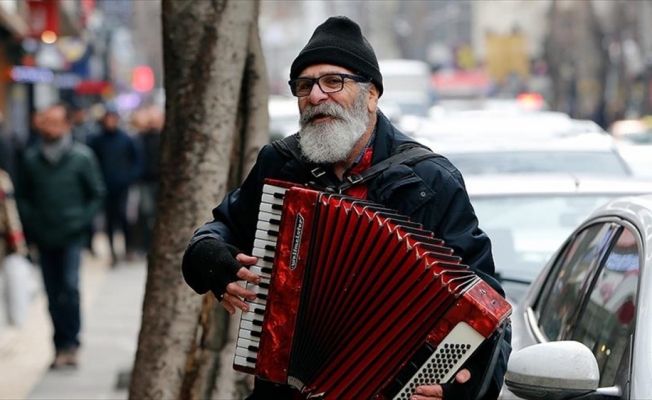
[70,101,101,255]
[13,110,44,180]
[0,167,32,327]
[70,101,100,145]
[89,105,144,265]
[24,110,44,150]
[0,168,25,257]
[16,103,105,369]
[132,106,164,254]
[0,113,17,181]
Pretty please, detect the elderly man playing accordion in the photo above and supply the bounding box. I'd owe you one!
[182,16,511,400]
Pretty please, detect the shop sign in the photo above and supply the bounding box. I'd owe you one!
[27,0,59,37]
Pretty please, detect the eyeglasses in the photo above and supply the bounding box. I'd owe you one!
[288,73,370,97]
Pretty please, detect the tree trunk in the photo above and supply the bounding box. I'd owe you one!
[129,0,267,398]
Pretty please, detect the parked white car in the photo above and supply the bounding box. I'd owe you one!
[465,174,652,303]
[501,194,652,399]
[420,131,632,177]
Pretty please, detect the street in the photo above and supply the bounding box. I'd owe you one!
[0,235,146,400]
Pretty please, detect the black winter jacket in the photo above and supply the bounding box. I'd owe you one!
[184,112,511,399]
[17,141,105,248]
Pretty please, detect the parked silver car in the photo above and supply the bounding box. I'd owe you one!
[465,174,652,302]
[501,194,652,399]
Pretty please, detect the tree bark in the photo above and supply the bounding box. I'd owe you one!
[129,0,267,398]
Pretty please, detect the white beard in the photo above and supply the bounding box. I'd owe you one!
[298,91,370,164]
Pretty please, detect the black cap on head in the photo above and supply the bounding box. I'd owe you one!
[290,16,383,97]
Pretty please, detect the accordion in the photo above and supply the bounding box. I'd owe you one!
[233,179,511,399]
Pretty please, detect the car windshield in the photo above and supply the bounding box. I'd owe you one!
[447,151,630,176]
[471,193,625,301]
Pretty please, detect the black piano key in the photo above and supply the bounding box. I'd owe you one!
[273,192,284,199]
[246,356,257,363]
[257,293,268,300]
[259,281,270,289]
[264,244,276,251]
[251,331,261,338]
[270,218,280,225]
[253,307,265,315]
[267,230,279,237]
[252,320,263,327]
[248,344,259,352]
[262,257,274,264]
[272,204,282,211]
[381,343,436,399]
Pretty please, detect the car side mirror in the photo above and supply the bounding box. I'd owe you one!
[504,341,600,400]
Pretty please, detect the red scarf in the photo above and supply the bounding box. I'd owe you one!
[341,146,374,199]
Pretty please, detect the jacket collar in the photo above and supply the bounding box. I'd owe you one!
[371,110,420,165]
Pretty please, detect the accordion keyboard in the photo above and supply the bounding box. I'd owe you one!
[234,184,287,371]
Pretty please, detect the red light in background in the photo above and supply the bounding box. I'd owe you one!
[132,66,155,92]
[516,93,544,111]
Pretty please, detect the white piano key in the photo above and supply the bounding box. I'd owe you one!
[235,346,258,361]
[255,229,278,241]
[257,211,281,224]
[246,283,269,296]
[261,193,284,206]
[238,329,261,342]
[246,297,267,307]
[252,245,275,260]
[240,320,260,332]
[257,220,281,233]
[253,238,276,251]
[250,266,271,278]
[262,184,288,196]
[241,303,265,322]
[259,202,282,215]
[242,312,264,323]
[237,338,260,351]
[234,356,256,369]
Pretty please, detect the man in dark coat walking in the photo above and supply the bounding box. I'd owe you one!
[89,106,144,265]
[16,103,105,368]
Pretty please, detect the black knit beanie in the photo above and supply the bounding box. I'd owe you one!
[290,16,384,97]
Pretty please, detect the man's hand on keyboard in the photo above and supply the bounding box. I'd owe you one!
[221,254,260,314]
[411,369,471,400]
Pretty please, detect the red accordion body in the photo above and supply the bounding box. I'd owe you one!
[234,180,511,399]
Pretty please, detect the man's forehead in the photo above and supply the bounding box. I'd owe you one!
[45,106,65,119]
[299,64,355,78]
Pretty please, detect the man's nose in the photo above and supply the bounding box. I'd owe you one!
[307,82,329,104]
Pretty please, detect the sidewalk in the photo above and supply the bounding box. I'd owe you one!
[0,235,146,400]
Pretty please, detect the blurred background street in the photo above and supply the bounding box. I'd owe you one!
[0,0,651,398]
[0,234,145,400]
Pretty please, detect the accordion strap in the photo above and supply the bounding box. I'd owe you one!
[272,134,440,193]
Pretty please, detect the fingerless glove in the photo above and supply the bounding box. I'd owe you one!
[181,238,243,299]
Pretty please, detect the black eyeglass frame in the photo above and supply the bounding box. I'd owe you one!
[288,73,371,97]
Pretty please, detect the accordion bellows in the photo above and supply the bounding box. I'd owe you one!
[234,180,511,399]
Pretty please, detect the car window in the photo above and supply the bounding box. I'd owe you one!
[535,222,620,341]
[473,194,622,278]
[447,151,630,176]
[570,226,640,387]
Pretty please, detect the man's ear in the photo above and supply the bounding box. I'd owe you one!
[366,86,380,113]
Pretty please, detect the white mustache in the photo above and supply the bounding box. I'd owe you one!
[299,102,346,126]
